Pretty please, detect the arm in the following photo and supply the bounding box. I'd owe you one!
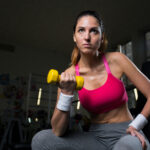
[114,52,150,149]
[51,69,76,136]
[116,52,150,118]
[51,88,70,137]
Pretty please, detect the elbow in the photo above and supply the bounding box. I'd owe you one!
[51,121,65,137]
[52,128,65,137]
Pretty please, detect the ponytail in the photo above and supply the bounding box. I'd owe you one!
[98,33,108,54]
[71,46,80,66]
[71,10,108,66]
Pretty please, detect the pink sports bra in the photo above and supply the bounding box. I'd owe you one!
[75,55,128,114]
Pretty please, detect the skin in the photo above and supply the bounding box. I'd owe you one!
[51,15,150,149]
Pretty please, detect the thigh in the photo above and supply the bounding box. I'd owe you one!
[113,134,150,150]
[31,129,105,150]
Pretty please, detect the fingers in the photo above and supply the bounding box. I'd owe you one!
[59,72,76,95]
[126,126,136,136]
[60,72,76,82]
[132,131,146,149]
[135,132,147,150]
[127,126,147,150]
[137,133,147,150]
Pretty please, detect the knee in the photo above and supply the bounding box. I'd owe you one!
[113,135,142,150]
[32,130,45,146]
[31,129,54,150]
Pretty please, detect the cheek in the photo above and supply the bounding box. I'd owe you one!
[94,38,102,48]
[76,41,82,49]
[75,36,82,45]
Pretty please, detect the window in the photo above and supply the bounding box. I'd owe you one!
[117,41,133,61]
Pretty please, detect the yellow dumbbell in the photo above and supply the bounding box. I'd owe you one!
[47,69,84,90]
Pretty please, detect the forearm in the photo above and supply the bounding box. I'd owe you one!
[50,70,76,136]
[129,96,150,130]
[51,109,70,136]
[141,97,150,119]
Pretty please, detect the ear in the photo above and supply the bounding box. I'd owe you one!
[73,34,76,42]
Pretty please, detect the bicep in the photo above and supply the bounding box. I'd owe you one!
[119,53,150,98]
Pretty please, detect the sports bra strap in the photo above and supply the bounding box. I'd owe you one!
[102,55,111,74]
[75,64,80,76]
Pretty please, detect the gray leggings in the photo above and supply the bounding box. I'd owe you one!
[32,121,150,150]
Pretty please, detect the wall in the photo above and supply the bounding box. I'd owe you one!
[0,44,71,77]
[0,43,71,124]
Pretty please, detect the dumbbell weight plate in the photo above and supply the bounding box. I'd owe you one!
[47,69,59,84]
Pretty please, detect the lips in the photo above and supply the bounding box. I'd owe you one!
[83,43,91,48]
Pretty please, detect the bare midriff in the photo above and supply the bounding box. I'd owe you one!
[90,103,133,124]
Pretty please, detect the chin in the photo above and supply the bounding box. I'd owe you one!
[81,49,95,55]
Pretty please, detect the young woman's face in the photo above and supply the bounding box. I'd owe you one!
[73,15,103,55]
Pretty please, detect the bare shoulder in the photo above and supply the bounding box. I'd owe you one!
[105,51,128,63]
[104,52,134,77]
[105,52,132,69]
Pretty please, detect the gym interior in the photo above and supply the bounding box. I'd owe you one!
[0,0,150,149]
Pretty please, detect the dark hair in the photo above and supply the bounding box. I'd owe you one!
[73,10,104,33]
[71,10,108,66]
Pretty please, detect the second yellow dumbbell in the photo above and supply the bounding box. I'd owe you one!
[47,69,84,90]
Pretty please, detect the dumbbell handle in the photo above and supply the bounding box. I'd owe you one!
[47,69,84,90]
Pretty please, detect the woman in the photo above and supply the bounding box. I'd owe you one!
[32,10,150,150]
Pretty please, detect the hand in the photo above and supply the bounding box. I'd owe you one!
[59,72,76,95]
[126,126,147,150]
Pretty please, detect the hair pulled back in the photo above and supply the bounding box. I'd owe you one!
[71,10,108,66]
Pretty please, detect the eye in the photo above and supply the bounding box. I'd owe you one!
[78,28,84,33]
[91,29,99,34]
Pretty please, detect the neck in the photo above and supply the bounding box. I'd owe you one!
[78,53,103,69]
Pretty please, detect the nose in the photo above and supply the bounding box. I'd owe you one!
[84,31,90,41]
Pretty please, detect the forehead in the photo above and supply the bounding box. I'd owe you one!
[76,15,100,27]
